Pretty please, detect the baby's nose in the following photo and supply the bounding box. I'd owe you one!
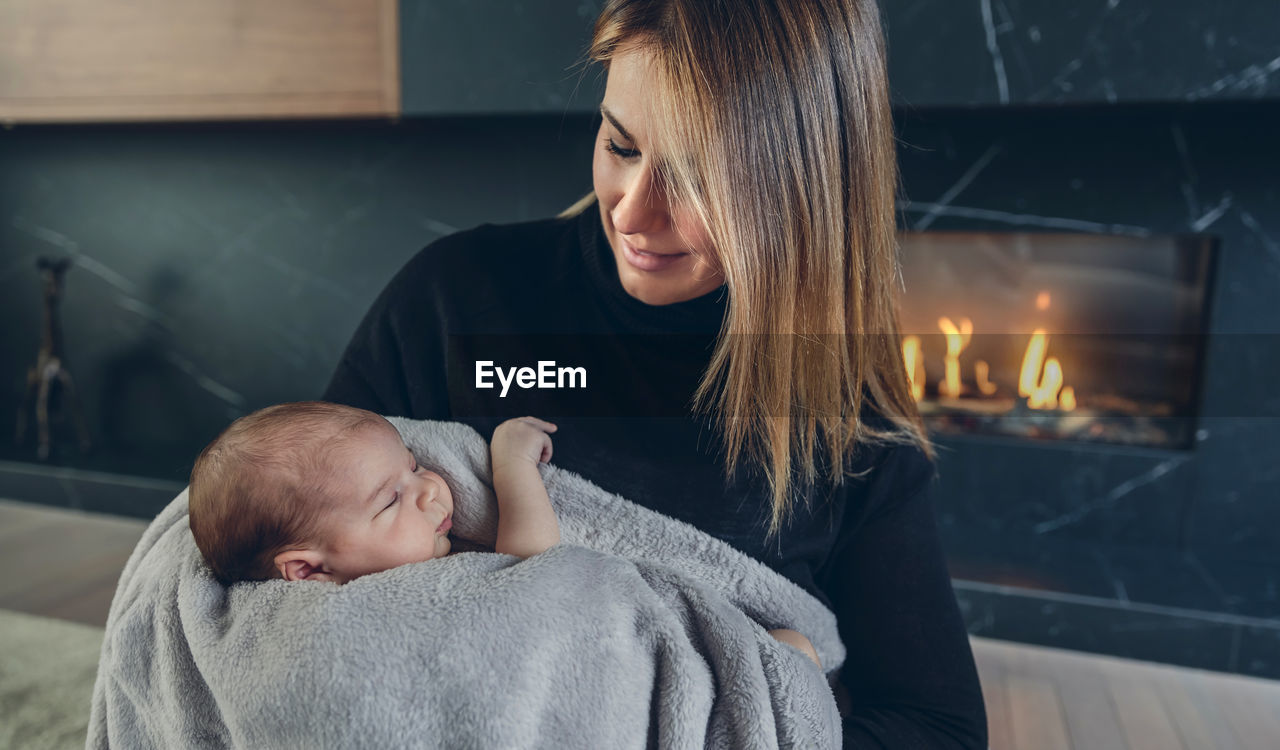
[413,480,438,511]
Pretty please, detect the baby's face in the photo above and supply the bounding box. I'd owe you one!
[316,420,454,583]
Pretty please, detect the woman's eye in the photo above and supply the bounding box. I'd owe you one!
[604,139,639,160]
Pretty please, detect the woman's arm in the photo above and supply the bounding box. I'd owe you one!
[818,444,988,749]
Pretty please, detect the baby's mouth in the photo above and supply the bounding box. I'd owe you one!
[436,516,452,534]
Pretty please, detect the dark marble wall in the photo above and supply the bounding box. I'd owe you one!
[399,0,604,115]
[0,117,595,482]
[395,0,1280,114]
[883,0,1280,107]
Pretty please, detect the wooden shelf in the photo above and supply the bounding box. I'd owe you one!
[0,0,399,123]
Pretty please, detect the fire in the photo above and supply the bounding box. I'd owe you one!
[937,317,972,398]
[901,321,1078,411]
[903,335,925,401]
[974,360,998,395]
[1018,329,1070,409]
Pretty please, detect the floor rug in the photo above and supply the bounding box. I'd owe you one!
[0,609,103,750]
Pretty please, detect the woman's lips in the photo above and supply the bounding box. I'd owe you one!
[436,517,452,534]
[620,237,687,272]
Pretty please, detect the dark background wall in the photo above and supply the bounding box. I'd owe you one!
[1,117,595,488]
[881,0,1280,107]
[397,0,1280,114]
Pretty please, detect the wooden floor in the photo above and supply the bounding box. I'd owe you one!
[978,634,1280,750]
[3,498,1280,749]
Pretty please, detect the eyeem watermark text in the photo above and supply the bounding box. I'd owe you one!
[475,360,587,397]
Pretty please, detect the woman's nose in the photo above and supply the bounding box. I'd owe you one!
[612,165,669,236]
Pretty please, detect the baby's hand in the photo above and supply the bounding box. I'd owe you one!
[491,417,557,469]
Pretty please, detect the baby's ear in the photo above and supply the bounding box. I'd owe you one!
[274,549,334,582]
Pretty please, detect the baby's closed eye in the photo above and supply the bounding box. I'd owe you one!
[375,493,400,518]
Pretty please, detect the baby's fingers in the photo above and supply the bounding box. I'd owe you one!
[518,416,558,433]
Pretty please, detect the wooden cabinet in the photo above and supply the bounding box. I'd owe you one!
[0,0,399,123]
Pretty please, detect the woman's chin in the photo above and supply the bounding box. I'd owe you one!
[620,278,682,306]
[617,265,715,306]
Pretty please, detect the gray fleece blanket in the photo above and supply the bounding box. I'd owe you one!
[87,418,844,749]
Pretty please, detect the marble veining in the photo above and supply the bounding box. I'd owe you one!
[1170,123,1200,219]
[1237,209,1280,264]
[1032,457,1190,535]
[885,1,1280,108]
[979,0,1011,104]
[1189,193,1234,232]
[1187,54,1280,101]
[1086,547,1130,603]
[421,217,459,236]
[899,202,1153,236]
[911,144,1003,231]
[163,351,246,408]
[258,255,357,303]
[11,217,81,255]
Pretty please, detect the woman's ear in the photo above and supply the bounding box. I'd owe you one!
[274,549,336,582]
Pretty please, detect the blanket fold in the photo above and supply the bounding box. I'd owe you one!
[88,418,844,749]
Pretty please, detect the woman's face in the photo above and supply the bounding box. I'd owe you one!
[592,46,725,306]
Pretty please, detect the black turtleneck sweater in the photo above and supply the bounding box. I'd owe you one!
[323,208,987,749]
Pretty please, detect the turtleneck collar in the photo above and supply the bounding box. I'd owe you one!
[576,206,727,335]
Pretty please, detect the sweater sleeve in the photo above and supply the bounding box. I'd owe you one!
[818,444,988,749]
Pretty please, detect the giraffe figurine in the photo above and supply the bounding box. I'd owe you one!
[15,256,92,460]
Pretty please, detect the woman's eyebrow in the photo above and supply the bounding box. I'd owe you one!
[600,106,635,142]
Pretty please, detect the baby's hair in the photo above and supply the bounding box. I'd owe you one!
[188,401,386,585]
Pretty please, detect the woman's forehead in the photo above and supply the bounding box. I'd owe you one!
[602,46,661,133]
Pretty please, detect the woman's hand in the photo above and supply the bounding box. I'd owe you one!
[769,628,822,669]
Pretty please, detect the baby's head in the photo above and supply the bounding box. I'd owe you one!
[189,401,454,586]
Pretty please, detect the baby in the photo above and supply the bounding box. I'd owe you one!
[188,401,819,666]
[189,401,559,585]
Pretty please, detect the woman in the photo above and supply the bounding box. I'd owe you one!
[325,0,987,746]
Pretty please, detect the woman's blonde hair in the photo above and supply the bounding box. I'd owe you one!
[570,0,931,537]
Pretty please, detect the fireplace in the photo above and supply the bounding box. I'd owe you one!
[898,231,1216,450]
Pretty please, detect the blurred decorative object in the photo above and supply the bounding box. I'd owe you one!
[15,257,91,460]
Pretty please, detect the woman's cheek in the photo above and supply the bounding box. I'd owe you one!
[592,152,615,203]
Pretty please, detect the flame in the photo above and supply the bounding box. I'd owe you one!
[937,317,972,398]
[1036,291,1051,311]
[903,335,925,402]
[1019,329,1068,409]
[897,316,1078,413]
[974,360,998,396]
